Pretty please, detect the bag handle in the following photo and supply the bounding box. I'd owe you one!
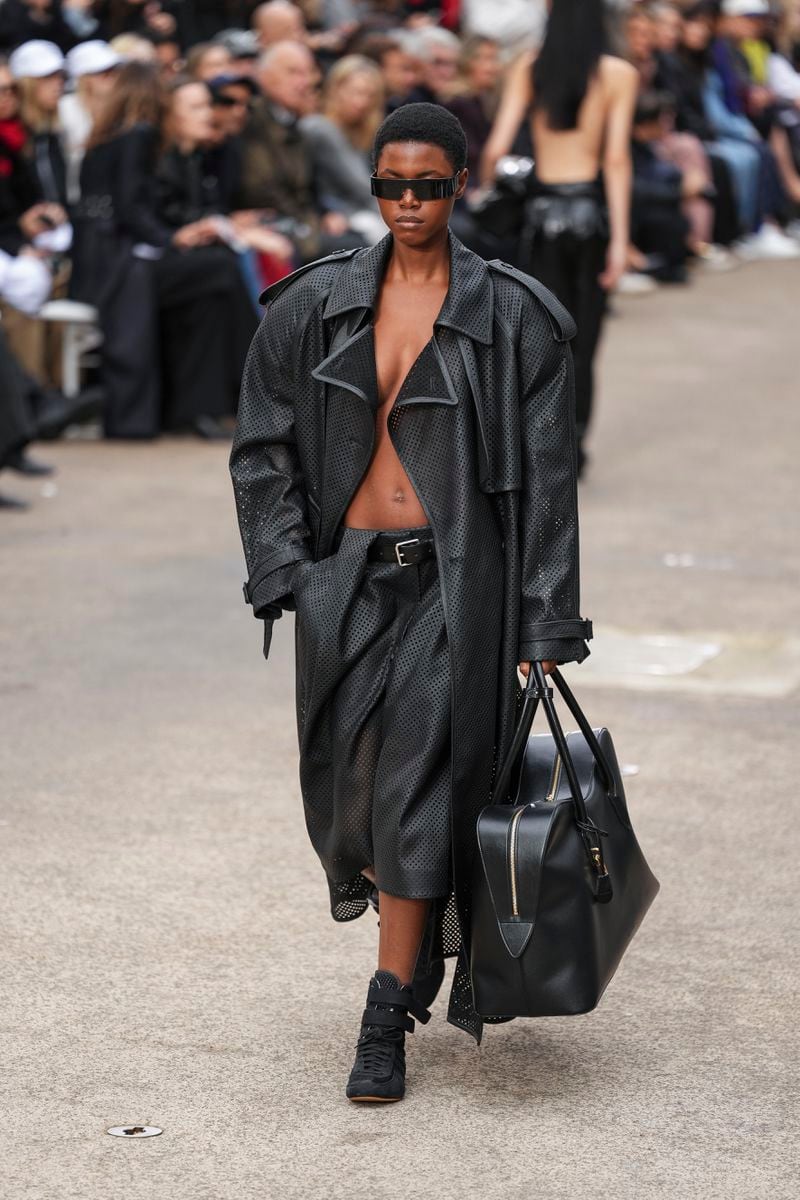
[492,663,614,901]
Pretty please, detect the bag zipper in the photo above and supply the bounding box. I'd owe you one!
[508,752,563,917]
[546,753,562,802]
[508,806,524,917]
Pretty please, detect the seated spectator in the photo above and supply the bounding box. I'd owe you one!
[404,25,461,105]
[108,33,157,63]
[252,1,306,50]
[207,72,257,141]
[146,28,183,81]
[652,1,740,246]
[299,53,385,242]
[1,41,70,386]
[718,0,800,209]
[0,56,41,256]
[698,2,799,257]
[0,0,77,56]
[235,39,364,262]
[185,41,233,82]
[357,32,421,112]
[71,62,257,439]
[624,9,728,263]
[443,36,501,183]
[10,40,68,208]
[60,40,122,202]
[630,90,692,282]
[653,3,798,258]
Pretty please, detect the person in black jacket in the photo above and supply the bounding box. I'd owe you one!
[154,77,257,433]
[631,91,691,281]
[71,63,256,438]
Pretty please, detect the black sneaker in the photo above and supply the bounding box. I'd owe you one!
[345,970,431,1103]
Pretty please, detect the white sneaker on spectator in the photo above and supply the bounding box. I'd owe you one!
[735,224,800,260]
[615,272,658,295]
[694,243,738,271]
[785,219,800,242]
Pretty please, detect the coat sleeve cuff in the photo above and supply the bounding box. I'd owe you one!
[243,544,312,618]
[518,618,593,666]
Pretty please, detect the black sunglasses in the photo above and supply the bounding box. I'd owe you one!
[370,174,460,200]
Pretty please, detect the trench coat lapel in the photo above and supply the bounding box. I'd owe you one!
[311,228,495,412]
[311,228,495,553]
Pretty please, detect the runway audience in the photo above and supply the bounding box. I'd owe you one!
[2,0,800,507]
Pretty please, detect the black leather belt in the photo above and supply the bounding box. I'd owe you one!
[366,531,436,566]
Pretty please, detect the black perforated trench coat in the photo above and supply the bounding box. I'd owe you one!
[230,229,593,1043]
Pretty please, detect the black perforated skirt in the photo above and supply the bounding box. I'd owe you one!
[292,524,452,914]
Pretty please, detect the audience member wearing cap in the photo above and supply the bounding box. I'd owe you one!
[213,29,260,78]
[60,41,122,202]
[0,0,77,57]
[0,55,60,274]
[208,73,257,139]
[8,40,68,211]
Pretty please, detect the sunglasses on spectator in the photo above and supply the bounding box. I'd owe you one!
[214,93,250,108]
[370,174,460,200]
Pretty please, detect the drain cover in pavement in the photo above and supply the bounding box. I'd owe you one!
[107,1126,162,1138]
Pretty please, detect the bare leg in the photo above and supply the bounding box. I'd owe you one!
[378,891,430,985]
[361,865,377,884]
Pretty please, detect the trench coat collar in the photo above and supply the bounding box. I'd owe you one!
[321,227,494,345]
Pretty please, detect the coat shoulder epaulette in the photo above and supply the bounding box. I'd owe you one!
[258,247,361,307]
[487,259,577,342]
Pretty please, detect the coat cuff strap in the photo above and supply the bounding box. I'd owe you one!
[243,543,312,603]
[519,618,593,641]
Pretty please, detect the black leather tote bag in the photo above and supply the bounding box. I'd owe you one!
[470,663,660,1018]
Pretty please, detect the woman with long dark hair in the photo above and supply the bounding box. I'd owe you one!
[481,0,638,475]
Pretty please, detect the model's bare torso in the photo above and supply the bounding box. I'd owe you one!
[343,276,447,530]
[531,56,621,182]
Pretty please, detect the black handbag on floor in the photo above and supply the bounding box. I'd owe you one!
[470,663,660,1018]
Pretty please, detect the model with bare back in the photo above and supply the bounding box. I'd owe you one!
[482,0,638,475]
[231,102,593,1102]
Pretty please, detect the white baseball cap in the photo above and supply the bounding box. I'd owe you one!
[66,40,123,78]
[721,0,771,16]
[8,40,65,80]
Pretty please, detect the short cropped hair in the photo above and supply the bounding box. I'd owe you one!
[372,102,468,173]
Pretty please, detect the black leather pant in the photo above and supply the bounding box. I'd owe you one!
[522,179,609,452]
[293,524,452,916]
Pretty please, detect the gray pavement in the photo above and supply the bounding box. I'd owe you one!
[2,260,798,1200]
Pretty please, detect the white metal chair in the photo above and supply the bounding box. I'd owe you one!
[38,299,103,398]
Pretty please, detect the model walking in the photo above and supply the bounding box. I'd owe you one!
[481,0,638,475]
[230,102,593,1102]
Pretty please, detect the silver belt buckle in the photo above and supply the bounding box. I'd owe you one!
[394,537,420,566]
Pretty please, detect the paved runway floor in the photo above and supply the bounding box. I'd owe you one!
[2,260,798,1199]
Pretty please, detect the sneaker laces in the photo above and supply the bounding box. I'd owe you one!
[353,1024,404,1077]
